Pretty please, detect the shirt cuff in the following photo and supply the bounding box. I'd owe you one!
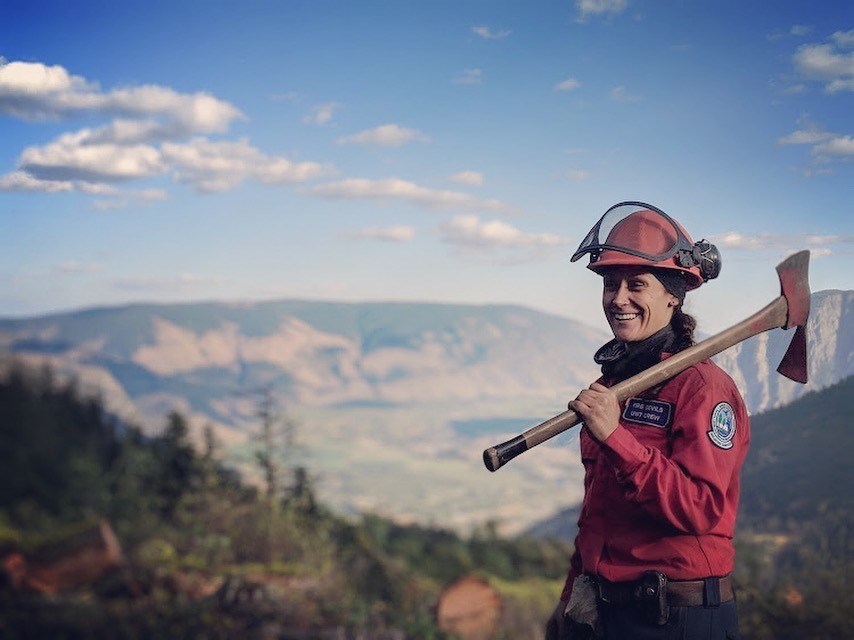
[601,425,649,478]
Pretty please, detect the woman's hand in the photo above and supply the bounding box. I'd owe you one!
[570,382,620,442]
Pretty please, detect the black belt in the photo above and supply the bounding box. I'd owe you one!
[598,575,734,607]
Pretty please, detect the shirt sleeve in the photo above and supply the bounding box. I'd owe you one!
[598,367,748,535]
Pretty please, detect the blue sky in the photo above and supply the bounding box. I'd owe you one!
[1,0,851,334]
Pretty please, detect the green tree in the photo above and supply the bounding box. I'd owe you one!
[154,411,199,519]
[0,363,121,528]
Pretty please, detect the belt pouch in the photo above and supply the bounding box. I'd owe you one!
[640,570,669,625]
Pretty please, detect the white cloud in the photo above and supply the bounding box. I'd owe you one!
[91,200,132,211]
[555,78,581,91]
[768,25,814,41]
[832,29,854,49]
[0,59,332,200]
[0,168,169,205]
[804,234,851,246]
[336,124,429,147]
[712,231,853,256]
[77,183,166,200]
[566,170,589,181]
[83,118,182,145]
[576,0,629,21]
[345,225,415,242]
[453,68,483,85]
[114,272,226,292]
[778,122,853,166]
[812,135,854,159]
[271,91,300,103]
[809,248,834,258]
[781,83,807,95]
[161,137,330,193]
[825,77,854,93]
[0,171,73,193]
[304,102,341,125]
[792,34,854,93]
[472,26,511,40]
[440,215,572,262]
[450,171,484,187]
[19,128,166,182]
[713,232,773,250]
[88,186,168,211]
[777,126,834,145]
[610,85,640,102]
[307,177,519,215]
[58,261,105,274]
[8,120,329,195]
[0,60,244,132]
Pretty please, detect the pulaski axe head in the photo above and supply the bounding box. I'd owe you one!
[775,250,810,384]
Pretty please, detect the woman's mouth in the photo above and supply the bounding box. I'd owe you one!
[613,312,641,321]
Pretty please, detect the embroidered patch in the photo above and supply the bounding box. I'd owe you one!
[708,402,736,450]
[622,397,673,428]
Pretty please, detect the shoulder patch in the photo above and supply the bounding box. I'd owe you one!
[708,402,736,450]
[623,397,673,429]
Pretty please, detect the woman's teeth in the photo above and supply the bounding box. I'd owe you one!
[614,312,640,321]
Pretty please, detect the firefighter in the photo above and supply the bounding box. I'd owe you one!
[546,202,746,639]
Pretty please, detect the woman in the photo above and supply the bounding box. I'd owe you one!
[547,202,747,640]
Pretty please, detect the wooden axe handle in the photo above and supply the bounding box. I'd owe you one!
[483,296,789,472]
[485,250,812,472]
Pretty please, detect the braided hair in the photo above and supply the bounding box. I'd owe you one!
[670,306,696,352]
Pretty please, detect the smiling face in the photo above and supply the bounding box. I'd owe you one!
[602,267,679,343]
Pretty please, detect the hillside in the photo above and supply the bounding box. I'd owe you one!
[2,369,849,640]
[0,300,607,411]
[739,375,853,526]
[0,301,607,533]
[0,292,850,533]
[0,367,574,639]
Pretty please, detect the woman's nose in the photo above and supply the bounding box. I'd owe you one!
[612,282,630,305]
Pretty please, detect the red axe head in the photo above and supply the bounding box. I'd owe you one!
[775,250,810,384]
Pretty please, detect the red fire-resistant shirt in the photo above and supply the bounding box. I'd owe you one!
[560,356,750,601]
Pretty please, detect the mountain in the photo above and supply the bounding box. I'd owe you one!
[713,289,853,413]
[0,300,607,533]
[0,300,607,409]
[0,290,850,533]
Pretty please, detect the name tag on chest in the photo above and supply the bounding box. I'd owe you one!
[623,397,673,429]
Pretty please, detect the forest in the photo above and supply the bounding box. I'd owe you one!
[0,361,850,639]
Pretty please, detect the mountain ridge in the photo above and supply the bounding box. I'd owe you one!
[1,291,850,533]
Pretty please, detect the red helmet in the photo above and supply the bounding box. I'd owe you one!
[571,202,720,290]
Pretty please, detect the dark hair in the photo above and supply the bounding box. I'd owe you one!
[671,307,696,352]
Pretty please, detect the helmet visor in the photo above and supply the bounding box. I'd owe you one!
[570,201,694,263]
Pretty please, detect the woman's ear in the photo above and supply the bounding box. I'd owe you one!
[668,297,679,308]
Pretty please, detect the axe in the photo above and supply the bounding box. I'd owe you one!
[483,250,811,472]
